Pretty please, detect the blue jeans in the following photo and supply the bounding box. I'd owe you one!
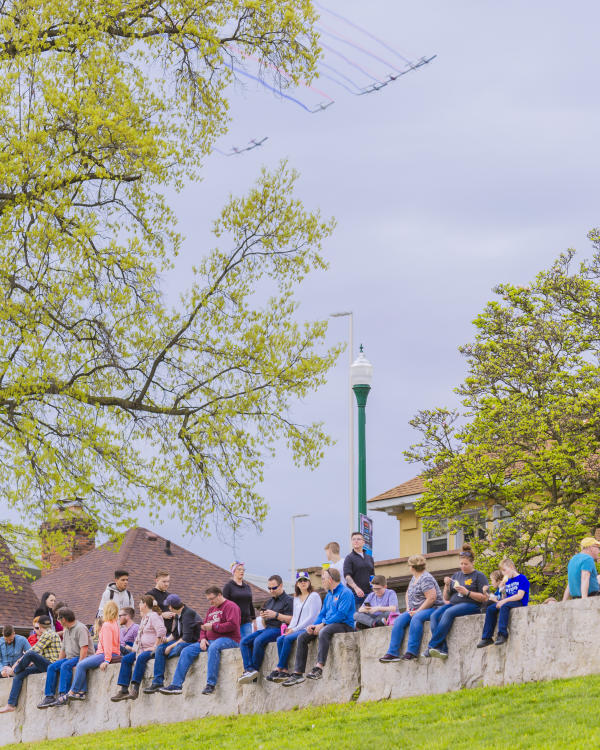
[70,653,119,693]
[8,651,50,706]
[117,649,155,686]
[482,601,523,639]
[44,657,79,696]
[428,602,480,653]
[240,628,280,671]
[240,622,253,640]
[276,629,305,670]
[151,641,189,686]
[170,638,239,688]
[388,609,437,656]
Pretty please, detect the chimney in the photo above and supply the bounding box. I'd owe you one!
[40,500,97,575]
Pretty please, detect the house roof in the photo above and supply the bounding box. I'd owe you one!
[368,475,425,503]
[0,538,40,630]
[31,527,267,625]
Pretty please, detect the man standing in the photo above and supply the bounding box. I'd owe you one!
[0,616,61,713]
[119,607,139,653]
[143,595,201,693]
[238,575,293,684]
[146,569,173,633]
[564,537,600,600]
[37,608,94,708]
[0,626,28,677]
[97,569,134,618]
[159,586,241,696]
[282,567,354,685]
[324,542,344,576]
[343,532,375,609]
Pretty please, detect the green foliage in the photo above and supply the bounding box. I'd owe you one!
[407,230,600,599]
[7,674,600,749]
[0,1,339,549]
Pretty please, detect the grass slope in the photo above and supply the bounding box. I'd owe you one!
[7,674,600,750]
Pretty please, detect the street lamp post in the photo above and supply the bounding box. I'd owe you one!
[351,346,373,522]
[330,311,354,540]
[291,513,309,582]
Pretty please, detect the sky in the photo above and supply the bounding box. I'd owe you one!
[137,0,600,578]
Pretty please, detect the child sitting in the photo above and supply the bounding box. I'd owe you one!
[476,558,529,647]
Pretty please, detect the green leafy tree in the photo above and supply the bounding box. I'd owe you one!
[406,230,600,599]
[0,0,339,557]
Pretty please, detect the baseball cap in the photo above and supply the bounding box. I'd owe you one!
[164,594,183,608]
[296,571,310,581]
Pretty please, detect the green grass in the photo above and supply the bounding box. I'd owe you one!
[8,674,600,750]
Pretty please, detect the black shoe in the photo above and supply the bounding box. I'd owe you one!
[143,683,162,694]
[110,687,130,702]
[306,667,323,680]
[401,652,418,661]
[265,670,282,682]
[159,684,182,695]
[37,696,57,709]
[201,684,215,695]
[129,683,139,700]
[282,673,305,687]
[379,653,402,663]
[476,638,494,649]
[494,634,508,645]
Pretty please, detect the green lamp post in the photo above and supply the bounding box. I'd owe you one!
[351,345,373,523]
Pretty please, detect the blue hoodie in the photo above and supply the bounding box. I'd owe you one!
[314,583,355,628]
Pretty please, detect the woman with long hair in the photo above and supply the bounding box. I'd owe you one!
[34,592,61,631]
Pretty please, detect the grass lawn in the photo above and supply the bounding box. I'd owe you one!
[7,674,600,750]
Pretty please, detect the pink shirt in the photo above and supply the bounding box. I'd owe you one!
[97,620,120,662]
[135,611,167,652]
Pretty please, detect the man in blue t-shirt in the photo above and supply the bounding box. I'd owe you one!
[565,537,600,600]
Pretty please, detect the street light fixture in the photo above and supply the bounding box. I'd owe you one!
[351,345,373,522]
[330,311,354,540]
[291,513,309,583]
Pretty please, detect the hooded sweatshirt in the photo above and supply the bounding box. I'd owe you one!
[97,583,134,618]
[203,600,241,643]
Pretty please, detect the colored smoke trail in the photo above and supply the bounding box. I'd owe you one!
[230,64,326,113]
[317,22,404,74]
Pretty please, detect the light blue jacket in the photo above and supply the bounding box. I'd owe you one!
[0,634,29,667]
[314,583,355,628]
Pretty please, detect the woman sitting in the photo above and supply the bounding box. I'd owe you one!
[477,558,529,647]
[111,595,167,701]
[379,555,443,662]
[426,543,488,660]
[266,572,321,683]
[59,601,121,702]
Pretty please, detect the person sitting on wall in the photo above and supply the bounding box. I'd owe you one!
[354,574,398,629]
[97,569,134,619]
[37,608,95,708]
[238,575,293,685]
[343,532,375,609]
[60,601,121,703]
[563,537,600,600]
[111,595,167,702]
[0,615,61,713]
[425,543,488,661]
[477,558,529,647]
[483,569,504,605]
[119,607,139,654]
[159,586,241,696]
[0,626,29,677]
[143,595,202,693]
[379,555,444,663]
[282,567,355,686]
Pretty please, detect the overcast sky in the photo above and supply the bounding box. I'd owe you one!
[139,0,600,578]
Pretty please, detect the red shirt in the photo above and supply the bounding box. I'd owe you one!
[203,599,241,643]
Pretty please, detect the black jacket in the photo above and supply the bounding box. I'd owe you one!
[171,605,202,643]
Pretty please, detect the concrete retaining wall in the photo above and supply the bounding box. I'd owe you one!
[2,598,599,745]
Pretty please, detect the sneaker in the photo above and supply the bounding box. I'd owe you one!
[237,669,259,684]
[401,652,418,661]
[54,694,69,707]
[272,671,290,683]
[110,687,131,702]
[201,684,215,695]
[306,667,323,680]
[429,648,448,660]
[265,670,282,682]
[379,653,402,663]
[129,684,139,700]
[422,649,431,658]
[494,634,508,645]
[159,684,182,695]
[143,683,162,694]
[282,673,305,687]
[37,696,57,709]
[476,638,494,649]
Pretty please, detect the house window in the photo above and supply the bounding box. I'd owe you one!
[424,520,448,553]
[463,509,487,542]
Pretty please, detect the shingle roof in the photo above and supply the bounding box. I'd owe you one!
[0,538,40,630]
[31,527,267,625]
[368,475,425,503]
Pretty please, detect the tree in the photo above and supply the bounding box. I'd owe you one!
[406,230,600,599]
[0,0,339,556]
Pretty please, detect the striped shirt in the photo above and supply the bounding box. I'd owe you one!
[31,628,61,663]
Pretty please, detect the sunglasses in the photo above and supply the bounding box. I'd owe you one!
[33,625,41,630]
[267,585,278,591]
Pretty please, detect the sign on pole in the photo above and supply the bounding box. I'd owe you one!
[359,513,373,556]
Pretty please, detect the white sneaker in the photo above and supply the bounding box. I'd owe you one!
[237,670,259,684]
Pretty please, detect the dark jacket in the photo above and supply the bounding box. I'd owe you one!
[171,605,202,643]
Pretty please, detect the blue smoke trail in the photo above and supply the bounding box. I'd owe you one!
[320,42,382,82]
[230,63,315,113]
[317,24,404,74]
[319,61,363,92]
